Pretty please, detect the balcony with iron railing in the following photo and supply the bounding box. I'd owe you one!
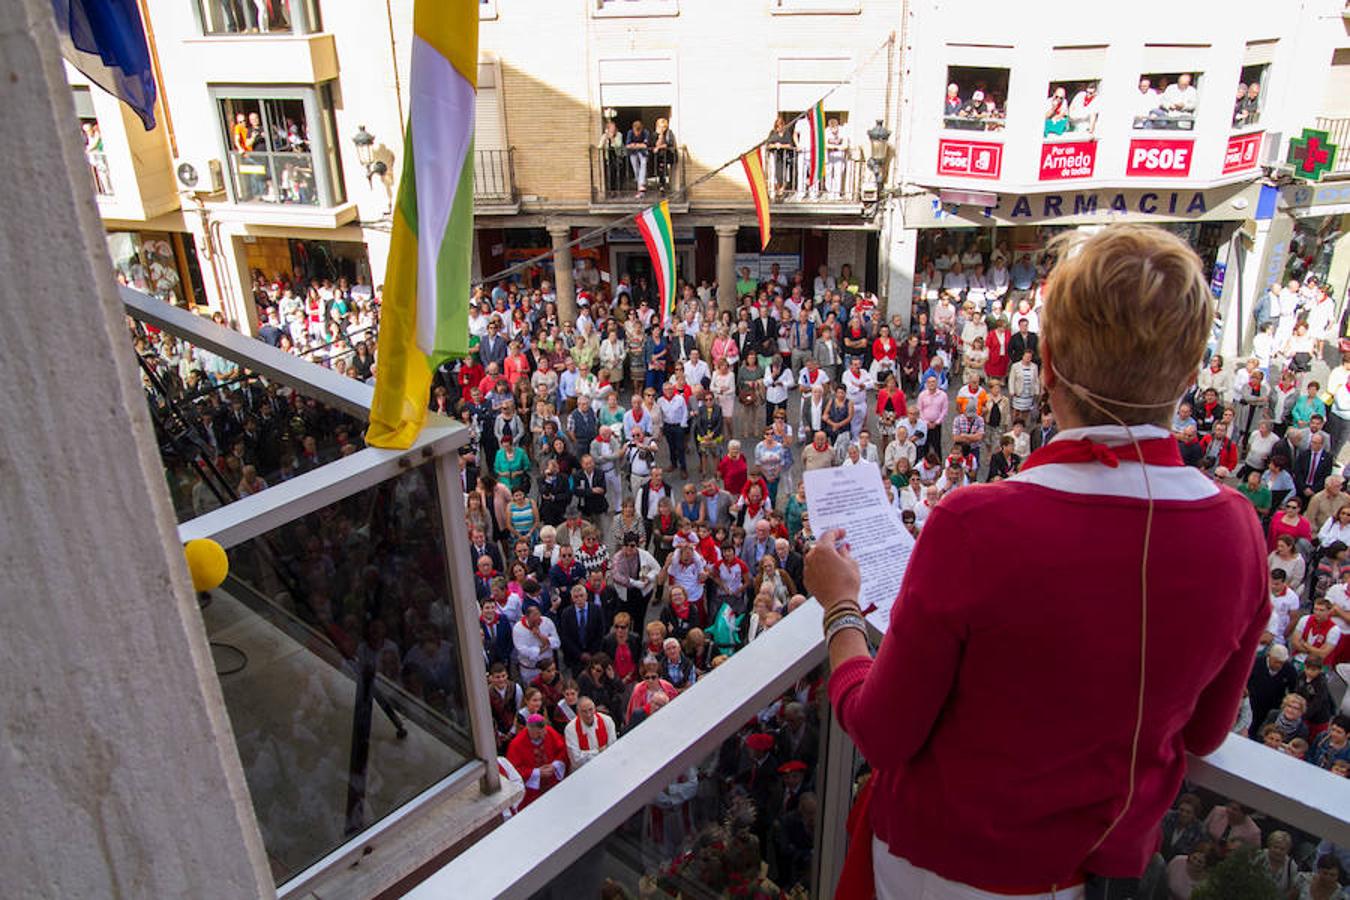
[589,145,687,210]
[473,147,519,210]
[763,145,868,213]
[1315,116,1350,174]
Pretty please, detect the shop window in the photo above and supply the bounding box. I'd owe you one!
[1232,64,1268,129]
[195,0,320,35]
[943,66,1008,132]
[1044,79,1099,138]
[72,85,112,197]
[216,88,345,207]
[1132,71,1201,131]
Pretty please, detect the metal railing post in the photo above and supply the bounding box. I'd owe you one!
[813,703,856,900]
[436,451,502,794]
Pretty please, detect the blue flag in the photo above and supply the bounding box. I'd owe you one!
[51,0,157,131]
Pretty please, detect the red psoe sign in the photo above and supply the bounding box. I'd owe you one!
[937,139,1003,179]
[1222,131,1263,174]
[1125,138,1195,177]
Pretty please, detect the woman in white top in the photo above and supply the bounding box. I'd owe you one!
[1293,856,1347,900]
[1241,419,1279,478]
[1320,504,1350,547]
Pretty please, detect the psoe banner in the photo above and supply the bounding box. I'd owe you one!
[1039,141,1097,181]
[1125,138,1194,177]
[1222,131,1263,175]
[936,138,1003,179]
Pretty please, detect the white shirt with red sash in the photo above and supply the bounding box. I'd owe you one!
[565,711,616,769]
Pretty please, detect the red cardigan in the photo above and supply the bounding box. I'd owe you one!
[830,470,1268,890]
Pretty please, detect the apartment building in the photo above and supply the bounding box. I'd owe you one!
[71,0,903,336]
[881,0,1350,350]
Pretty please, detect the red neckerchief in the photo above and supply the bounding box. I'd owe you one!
[574,713,608,750]
[1020,437,1183,471]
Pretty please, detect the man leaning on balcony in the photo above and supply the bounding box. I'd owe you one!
[807,225,1269,900]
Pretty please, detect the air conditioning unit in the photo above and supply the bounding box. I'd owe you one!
[173,157,224,194]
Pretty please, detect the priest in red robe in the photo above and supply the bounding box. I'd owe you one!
[506,714,569,809]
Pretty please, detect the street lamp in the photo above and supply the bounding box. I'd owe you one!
[351,125,387,184]
[867,119,892,182]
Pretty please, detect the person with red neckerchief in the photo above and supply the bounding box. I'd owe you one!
[805,225,1269,900]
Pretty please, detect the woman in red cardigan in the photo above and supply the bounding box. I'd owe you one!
[985,318,1012,383]
[875,374,908,455]
[805,226,1269,900]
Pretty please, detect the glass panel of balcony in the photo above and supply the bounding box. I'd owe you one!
[530,663,828,898]
[129,317,370,525]
[207,459,474,883]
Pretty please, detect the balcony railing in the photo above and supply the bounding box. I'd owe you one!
[195,0,320,34]
[1315,116,1350,173]
[589,145,685,204]
[473,147,517,205]
[763,146,866,205]
[413,600,1350,899]
[227,150,318,205]
[87,151,113,196]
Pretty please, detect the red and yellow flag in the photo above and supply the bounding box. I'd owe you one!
[740,148,771,251]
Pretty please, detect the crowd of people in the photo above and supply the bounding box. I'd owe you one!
[139,222,1350,893]
[942,80,1007,131]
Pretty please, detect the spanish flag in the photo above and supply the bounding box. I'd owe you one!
[367,1,478,449]
[740,148,771,251]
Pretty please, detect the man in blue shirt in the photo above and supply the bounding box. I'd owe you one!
[1010,254,1037,293]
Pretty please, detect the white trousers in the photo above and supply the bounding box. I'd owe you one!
[873,838,1085,900]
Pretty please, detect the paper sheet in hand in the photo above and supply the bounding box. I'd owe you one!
[803,461,914,630]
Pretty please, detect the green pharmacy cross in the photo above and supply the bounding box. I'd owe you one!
[1287,128,1339,181]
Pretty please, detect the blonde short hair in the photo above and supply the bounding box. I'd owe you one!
[1040,224,1212,426]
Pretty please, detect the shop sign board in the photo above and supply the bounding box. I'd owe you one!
[936,139,1003,179]
[1039,141,1097,181]
[1222,131,1263,175]
[1125,138,1195,177]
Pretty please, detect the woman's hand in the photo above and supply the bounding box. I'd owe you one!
[804,529,861,613]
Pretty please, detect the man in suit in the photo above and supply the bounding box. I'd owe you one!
[572,453,609,521]
[477,319,508,368]
[469,525,504,574]
[1008,318,1040,366]
[558,583,606,674]
[1296,432,1336,501]
[1030,410,1058,451]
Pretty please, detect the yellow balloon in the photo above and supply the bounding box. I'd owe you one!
[184,539,229,592]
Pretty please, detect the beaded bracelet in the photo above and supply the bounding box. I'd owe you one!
[822,601,862,630]
[824,613,868,645]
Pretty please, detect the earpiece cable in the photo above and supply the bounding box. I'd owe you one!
[1052,363,1156,884]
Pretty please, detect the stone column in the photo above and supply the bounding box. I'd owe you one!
[886,224,919,333]
[548,222,577,323]
[0,0,274,896]
[715,223,739,312]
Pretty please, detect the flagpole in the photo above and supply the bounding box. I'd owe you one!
[475,32,895,289]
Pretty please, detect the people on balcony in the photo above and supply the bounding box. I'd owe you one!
[1234,81,1262,128]
[653,117,678,195]
[765,115,795,200]
[825,117,849,198]
[598,119,625,197]
[1068,83,1099,134]
[1137,73,1198,130]
[624,119,653,199]
[792,112,816,200]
